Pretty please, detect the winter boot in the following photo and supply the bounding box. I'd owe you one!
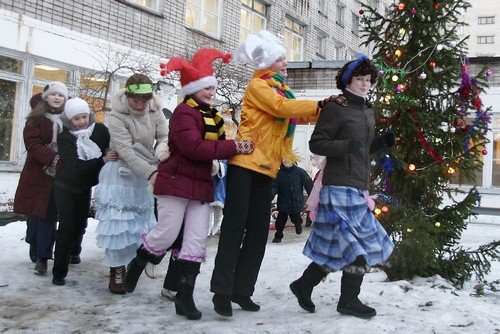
[231,294,260,311]
[212,293,232,317]
[174,260,202,320]
[336,270,376,318]
[70,234,84,264]
[290,262,328,313]
[123,244,161,293]
[162,254,182,300]
[109,266,127,295]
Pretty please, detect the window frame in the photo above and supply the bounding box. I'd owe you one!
[185,0,223,38]
[478,16,495,25]
[283,16,305,62]
[240,0,268,43]
[477,36,495,44]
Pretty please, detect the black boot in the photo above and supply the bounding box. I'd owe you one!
[174,261,202,320]
[162,254,182,300]
[213,293,232,317]
[337,271,376,318]
[124,245,155,293]
[231,294,260,311]
[290,262,328,313]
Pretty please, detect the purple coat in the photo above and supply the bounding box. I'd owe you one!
[154,102,237,202]
[14,117,59,219]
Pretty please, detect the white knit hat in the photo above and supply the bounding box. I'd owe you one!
[232,30,286,69]
[41,81,69,101]
[64,97,90,120]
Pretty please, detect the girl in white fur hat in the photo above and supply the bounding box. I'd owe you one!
[51,97,117,286]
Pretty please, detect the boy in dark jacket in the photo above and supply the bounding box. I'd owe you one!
[272,161,313,243]
[52,98,117,286]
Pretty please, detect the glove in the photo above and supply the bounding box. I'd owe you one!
[383,131,395,148]
[370,131,395,153]
[235,140,255,154]
[43,155,59,177]
[348,140,363,154]
[317,95,336,109]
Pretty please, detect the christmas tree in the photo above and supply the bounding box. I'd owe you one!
[360,0,500,286]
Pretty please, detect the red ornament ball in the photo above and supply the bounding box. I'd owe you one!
[359,9,364,15]
[482,149,488,155]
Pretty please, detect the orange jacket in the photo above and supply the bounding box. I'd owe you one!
[229,70,320,178]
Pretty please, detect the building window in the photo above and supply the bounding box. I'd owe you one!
[351,12,359,36]
[333,42,344,60]
[122,0,161,12]
[185,0,222,38]
[318,0,327,15]
[478,16,495,25]
[240,0,268,43]
[492,131,500,186]
[316,32,327,58]
[284,17,304,62]
[456,24,464,35]
[0,78,20,162]
[477,36,495,44]
[336,3,345,26]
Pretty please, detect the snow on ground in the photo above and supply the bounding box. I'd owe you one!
[0,216,499,334]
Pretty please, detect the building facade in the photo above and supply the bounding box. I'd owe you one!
[0,0,390,212]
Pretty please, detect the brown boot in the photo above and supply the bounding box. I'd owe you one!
[109,266,127,295]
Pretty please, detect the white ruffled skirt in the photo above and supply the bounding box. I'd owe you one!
[94,161,156,267]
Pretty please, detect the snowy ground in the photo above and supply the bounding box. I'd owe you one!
[0,216,499,334]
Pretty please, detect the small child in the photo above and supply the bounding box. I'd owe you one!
[52,97,117,286]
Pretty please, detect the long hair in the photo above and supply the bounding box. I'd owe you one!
[26,100,51,126]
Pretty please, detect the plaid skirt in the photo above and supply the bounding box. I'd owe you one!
[303,186,394,271]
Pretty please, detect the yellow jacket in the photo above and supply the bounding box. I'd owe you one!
[229,70,320,178]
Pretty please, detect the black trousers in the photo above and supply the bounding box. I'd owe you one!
[210,165,273,296]
[52,184,90,278]
[25,191,57,260]
[274,211,302,239]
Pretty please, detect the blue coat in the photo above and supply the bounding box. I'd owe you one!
[272,164,313,214]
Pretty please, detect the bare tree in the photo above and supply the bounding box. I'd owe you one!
[77,45,161,114]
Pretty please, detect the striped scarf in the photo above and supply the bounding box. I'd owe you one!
[185,98,226,140]
[259,70,299,163]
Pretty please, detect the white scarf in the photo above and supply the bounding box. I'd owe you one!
[70,123,102,160]
[44,112,63,145]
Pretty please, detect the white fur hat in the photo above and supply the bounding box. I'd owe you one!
[64,97,90,120]
[41,81,69,101]
[232,30,286,69]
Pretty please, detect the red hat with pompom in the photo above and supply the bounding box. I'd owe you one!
[160,48,231,97]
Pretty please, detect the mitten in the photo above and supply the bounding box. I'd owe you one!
[348,140,363,154]
[43,155,59,177]
[235,140,255,154]
[370,131,395,153]
[317,95,336,109]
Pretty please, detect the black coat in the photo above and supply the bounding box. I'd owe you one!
[55,121,110,192]
[272,164,313,214]
[309,89,375,190]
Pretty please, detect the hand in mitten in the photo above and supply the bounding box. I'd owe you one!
[383,131,395,148]
[43,155,59,177]
[370,131,395,153]
[317,95,336,109]
[348,140,363,155]
[235,140,255,154]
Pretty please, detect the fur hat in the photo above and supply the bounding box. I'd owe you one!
[64,97,90,120]
[232,30,286,70]
[41,81,69,101]
[29,93,43,109]
[160,48,231,97]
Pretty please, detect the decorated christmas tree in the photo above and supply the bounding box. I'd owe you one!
[360,0,499,286]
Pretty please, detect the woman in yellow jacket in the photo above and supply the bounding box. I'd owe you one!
[210,30,331,316]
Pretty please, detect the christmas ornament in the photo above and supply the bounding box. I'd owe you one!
[408,163,416,171]
[419,72,427,79]
[486,69,493,77]
[410,8,416,16]
[482,149,488,155]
